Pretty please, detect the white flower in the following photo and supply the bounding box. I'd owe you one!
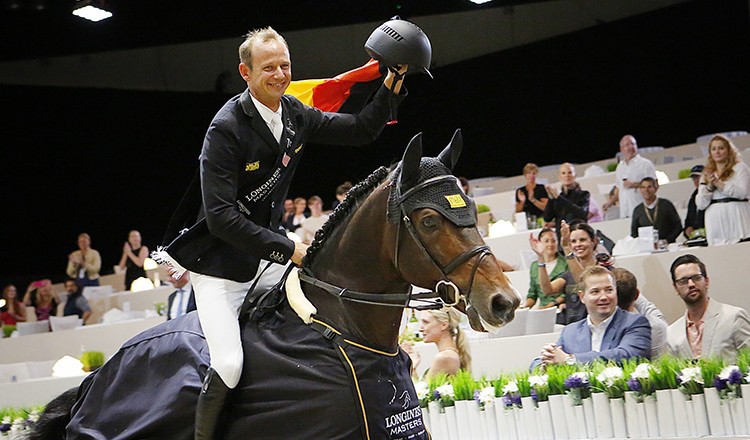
[719,365,741,381]
[1,416,10,425]
[414,381,429,400]
[436,384,455,399]
[596,366,624,387]
[477,386,496,406]
[502,380,519,395]
[529,374,548,387]
[571,371,590,382]
[632,363,652,380]
[679,367,704,384]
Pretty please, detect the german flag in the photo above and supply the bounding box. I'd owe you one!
[286,58,383,113]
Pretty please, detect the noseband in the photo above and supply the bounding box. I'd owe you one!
[299,175,491,310]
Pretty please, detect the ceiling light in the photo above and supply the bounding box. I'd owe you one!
[72,0,112,22]
[468,0,493,4]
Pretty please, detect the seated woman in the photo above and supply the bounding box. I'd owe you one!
[515,163,549,224]
[555,220,601,325]
[696,134,750,245]
[402,307,471,378]
[28,284,60,321]
[525,228,568,309]
[543,163,590,242]
[0,284,27,326]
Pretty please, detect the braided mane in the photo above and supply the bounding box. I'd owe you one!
[302,166,391,267]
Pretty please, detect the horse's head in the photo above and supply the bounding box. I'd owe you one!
[388,129,520,332]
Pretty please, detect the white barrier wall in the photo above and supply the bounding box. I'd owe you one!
[0,316,166,364]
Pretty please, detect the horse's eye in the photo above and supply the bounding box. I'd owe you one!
[421,216,438,229]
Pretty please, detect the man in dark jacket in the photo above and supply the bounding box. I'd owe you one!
[630,177,682,243]
[158,26,407,439]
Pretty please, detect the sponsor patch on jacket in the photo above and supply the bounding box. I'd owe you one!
[282,154,290,167]
[245,161,260,172]
[444,194,467,208]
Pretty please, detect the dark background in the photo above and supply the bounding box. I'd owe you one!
[2,0,749,288]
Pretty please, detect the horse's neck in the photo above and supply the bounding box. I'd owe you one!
[307,183,407,350]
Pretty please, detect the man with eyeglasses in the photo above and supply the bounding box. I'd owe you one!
[667,254,750,362]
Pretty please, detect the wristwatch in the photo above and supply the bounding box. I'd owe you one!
[565,354,576,365]
[565,251,576,260]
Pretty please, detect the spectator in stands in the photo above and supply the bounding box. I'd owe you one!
[30,284,60,321]
[588,196,605,223]
[167,272,196,320]
[543,163,590,241]
[612,267,668,357]
[22,279,51,306]
[66,233,102,287]
[62,279,92,322]
[630,177,682,243]
[290,197,308,234]
[402,307,471,378]
[298,195,329,245]
[458,176,471,197]
[118,230,150,291]
[667,254,750,362]
[515,163,549,223]
[531,265,651,369]
[280,198,296,232]
[684,165,706,239]
[0,284,26,325]
[605,135,657,218]
[525,228,568,310]
[331,181,353,211]
[556,221,600,325]
[696,134,750,245]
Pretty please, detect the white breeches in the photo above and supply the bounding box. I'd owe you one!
[191,260,291,388]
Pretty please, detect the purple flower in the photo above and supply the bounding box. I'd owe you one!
[0,423,10,433]
[676,374,683,385]
[564,375,587,389]
[502,394,513,407]
[530,388,538,402]
[714,377,727,391]
[473,389,481,403]
[628,377,642,393]
[512,394,522,406]
[433,390,441,400]
[729,369,743,386]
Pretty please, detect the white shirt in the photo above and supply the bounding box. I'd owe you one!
[170,284,193,319]
[250,93,283,143]
[587,312,615,352]
[616,154,656,218]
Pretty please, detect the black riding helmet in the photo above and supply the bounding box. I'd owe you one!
[365,16,433,78]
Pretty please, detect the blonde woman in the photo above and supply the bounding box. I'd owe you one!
[697,134,750,245]
[402,307,472,379]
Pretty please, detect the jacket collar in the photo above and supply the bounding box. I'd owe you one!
[240,89,280,150]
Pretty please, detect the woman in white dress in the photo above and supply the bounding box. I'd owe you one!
[696,134,750,245]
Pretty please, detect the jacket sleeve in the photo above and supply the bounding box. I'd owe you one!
[302,85,405,146]
[574,314,652,363]
[556,190,590,221]
[200,121,295,263]
[733,307,750,352]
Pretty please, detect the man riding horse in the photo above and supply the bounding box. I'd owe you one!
[152,20,430,439]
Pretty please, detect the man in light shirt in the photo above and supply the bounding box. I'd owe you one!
[604,134,656,218]
[532,265,651,368]
[667,254,750,362]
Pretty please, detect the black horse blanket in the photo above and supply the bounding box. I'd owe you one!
[66,301,429,440]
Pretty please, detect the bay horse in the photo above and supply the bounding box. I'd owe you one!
[30,129,519,440]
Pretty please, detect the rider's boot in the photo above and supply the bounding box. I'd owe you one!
[195,368,231,440]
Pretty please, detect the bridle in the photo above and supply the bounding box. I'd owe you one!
[298,174,492,311]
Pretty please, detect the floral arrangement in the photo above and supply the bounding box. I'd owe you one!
[500,380,522,408]
[626,362,654,402]
[715,365,743,400]
[0,406,42,437]
[564,371,591,405]
[677,366,704,397]
[528,374,549,402]
[595,366,626,399]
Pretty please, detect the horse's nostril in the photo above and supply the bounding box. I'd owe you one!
[491,294,518,323]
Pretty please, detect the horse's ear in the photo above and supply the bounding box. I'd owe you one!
[400,132,423,191]
[437,128,463,172]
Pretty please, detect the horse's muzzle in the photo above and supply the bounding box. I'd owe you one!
[465,289,520,332]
